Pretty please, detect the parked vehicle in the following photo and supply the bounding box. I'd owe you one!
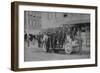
[42,29,81,54]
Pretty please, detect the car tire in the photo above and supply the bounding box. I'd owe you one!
[64,43,73,54]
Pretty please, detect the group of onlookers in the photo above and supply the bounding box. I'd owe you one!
[24,27,83,54]
[24,29,69,51]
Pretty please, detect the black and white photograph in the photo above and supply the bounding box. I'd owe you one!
[11,1,97,71]
[24,11,90,61]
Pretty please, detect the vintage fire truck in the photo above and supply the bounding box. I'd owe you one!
[42,28,82,54]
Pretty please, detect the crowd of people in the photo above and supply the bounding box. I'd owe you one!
[24,29,67,52]
[24,25,83,54]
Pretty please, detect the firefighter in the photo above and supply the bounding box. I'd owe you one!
[50,32,56,49]
[60,30,66,48]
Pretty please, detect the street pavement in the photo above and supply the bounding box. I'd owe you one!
[24,41,90,62]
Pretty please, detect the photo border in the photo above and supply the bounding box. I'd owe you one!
[11,1,98,71]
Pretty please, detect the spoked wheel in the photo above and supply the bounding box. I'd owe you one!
[64,43,73,54]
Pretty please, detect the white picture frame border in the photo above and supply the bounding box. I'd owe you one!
[18,5,96,68]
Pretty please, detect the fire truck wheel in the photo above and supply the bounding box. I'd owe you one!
[64,44,73,54]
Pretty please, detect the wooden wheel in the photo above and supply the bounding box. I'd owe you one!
[64,43,73,54]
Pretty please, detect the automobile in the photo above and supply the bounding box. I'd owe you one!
[42,29,81,54]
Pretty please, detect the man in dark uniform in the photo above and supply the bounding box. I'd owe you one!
[51,32,57,50]
[44,32,50,52]
[60,30,66,48]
